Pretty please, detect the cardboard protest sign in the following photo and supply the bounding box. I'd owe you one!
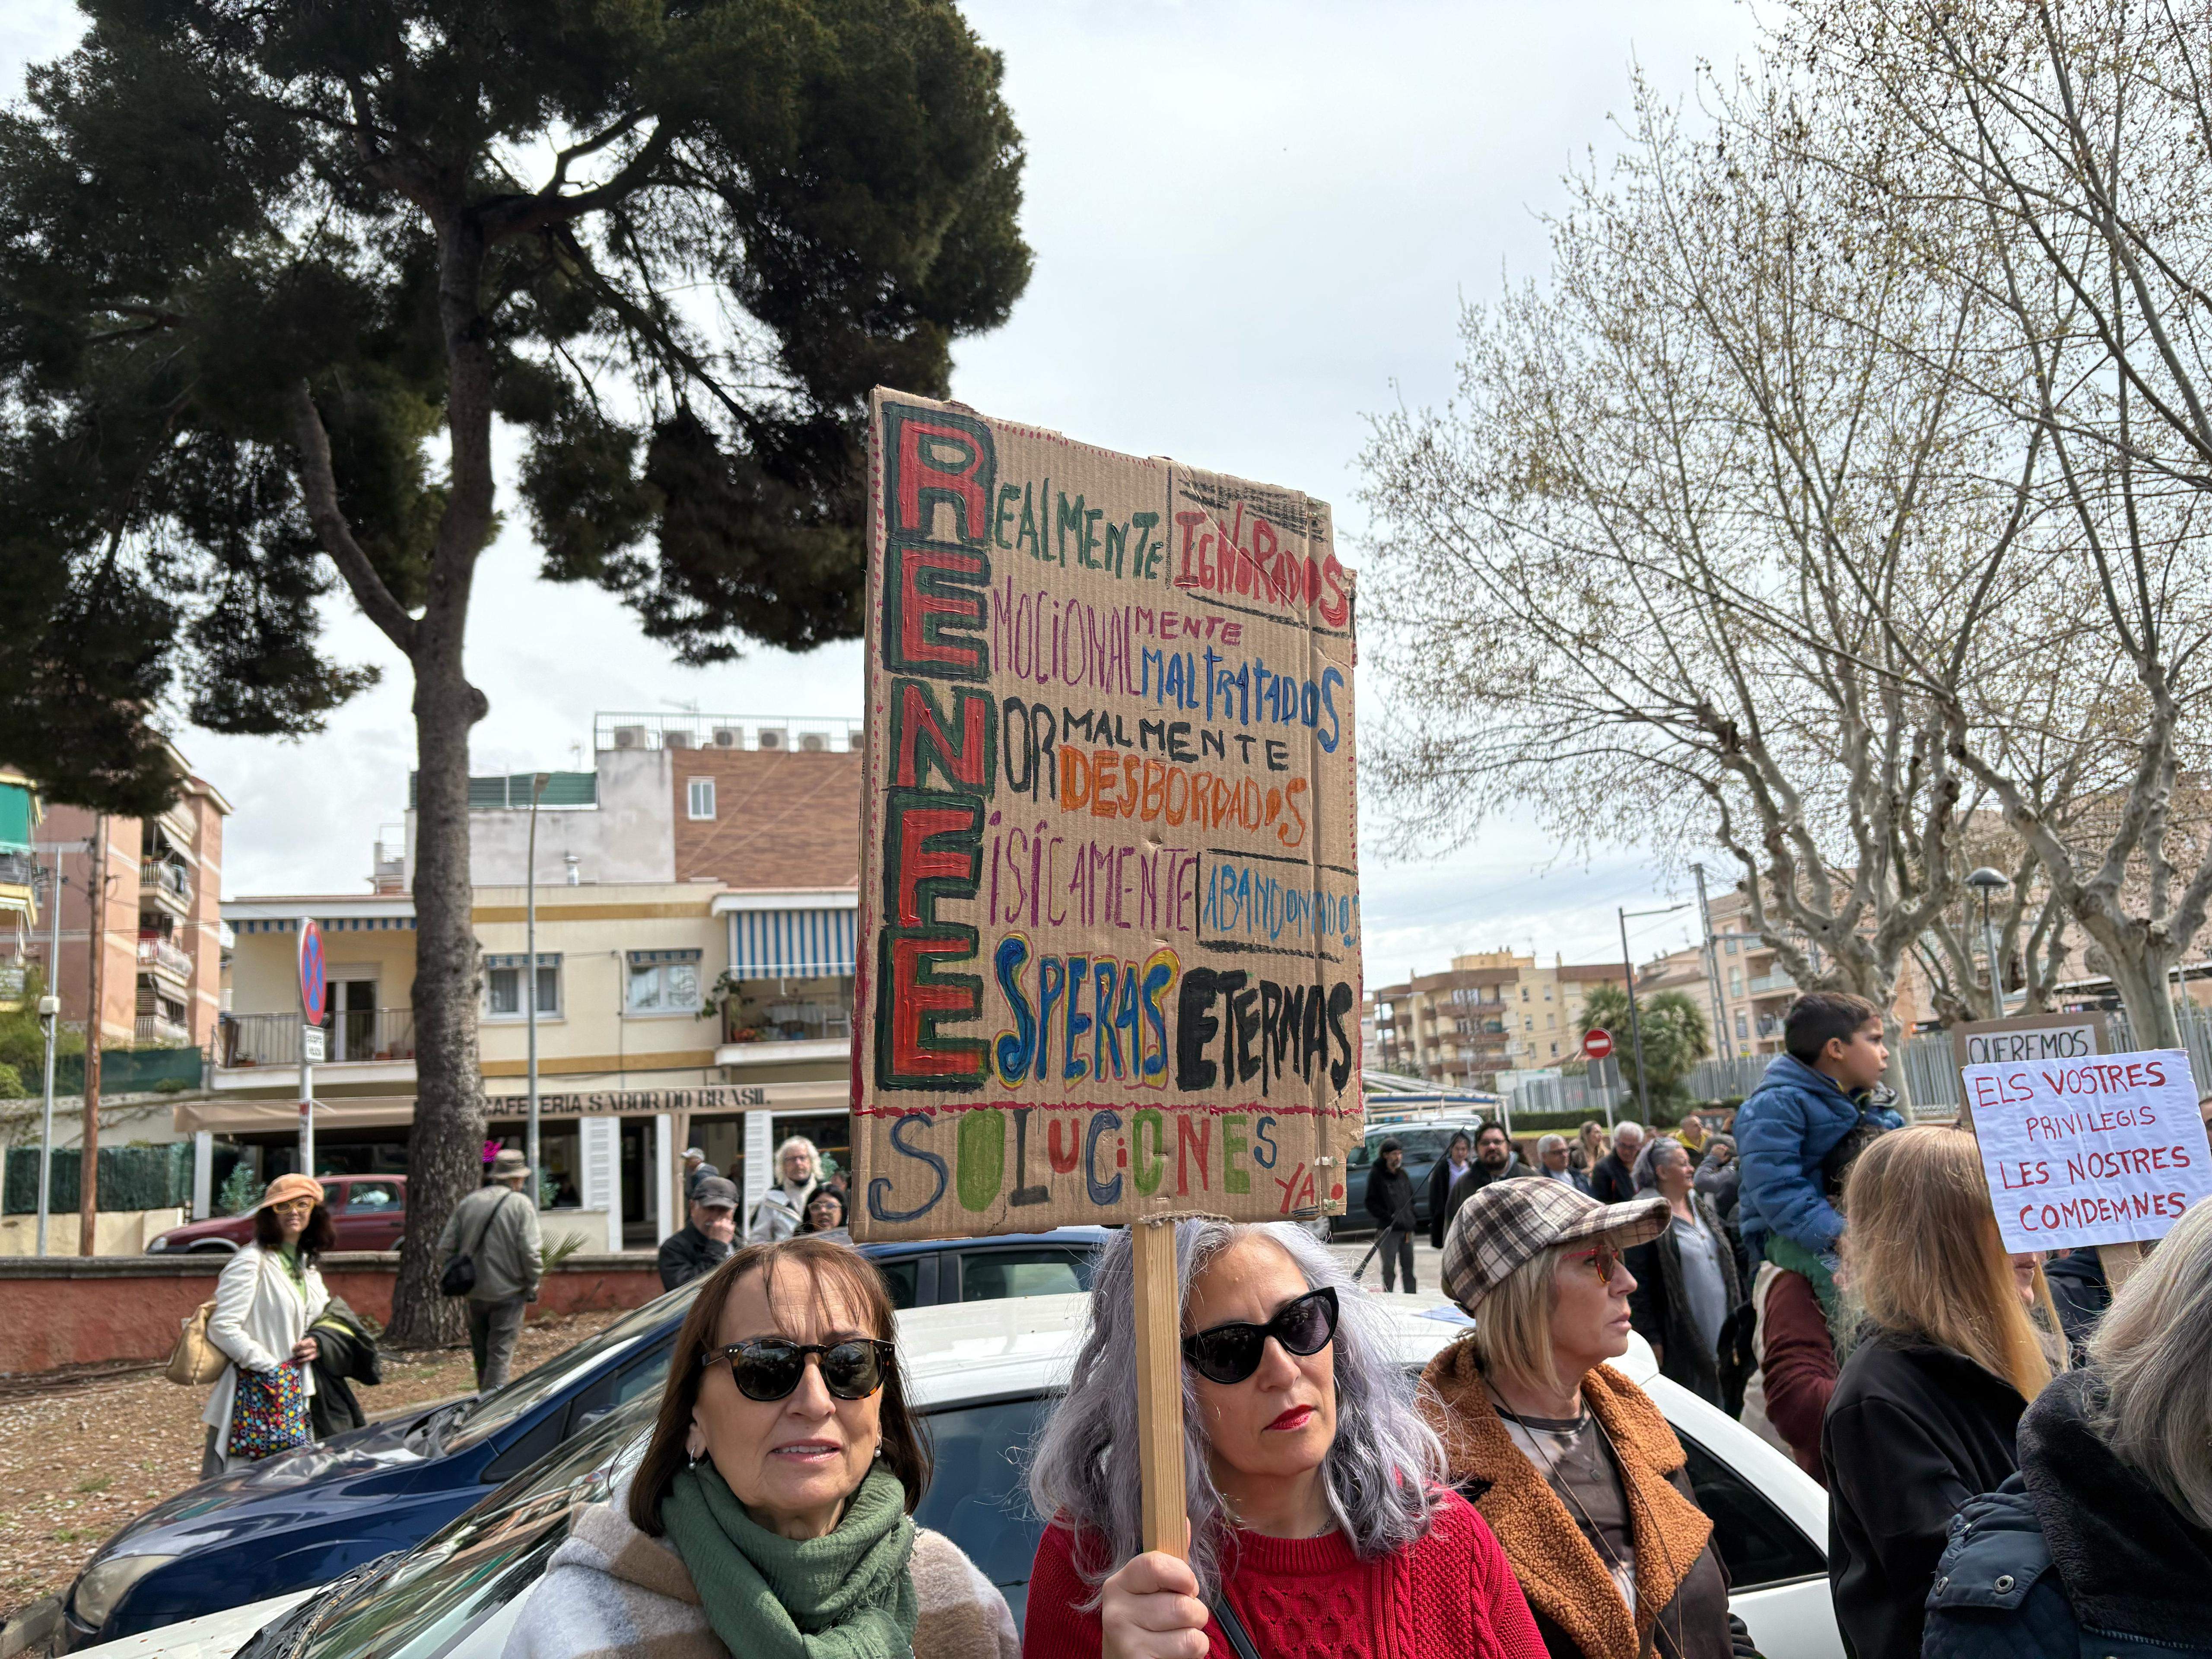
[1949,1011,2110,1071]
[1963,1049,2212,1252]
[850,390,1363,1240]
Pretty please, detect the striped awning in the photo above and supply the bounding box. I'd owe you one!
[730,909,856,979]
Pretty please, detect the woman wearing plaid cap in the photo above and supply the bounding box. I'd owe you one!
[1419,1178,1753,1659]
[1023,1220,1546,1659]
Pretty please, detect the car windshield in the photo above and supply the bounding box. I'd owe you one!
[438,1282,698,1454]
[283,1392,659,1659]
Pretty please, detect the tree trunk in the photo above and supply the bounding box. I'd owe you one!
[382,212,497,1349]
[79,815,104,1256]
[2095,928,2184,1051]
[384,636,486,1347]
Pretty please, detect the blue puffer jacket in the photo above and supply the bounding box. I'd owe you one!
[1732,1053,1901,1259]
[1924,1370,2212,1659]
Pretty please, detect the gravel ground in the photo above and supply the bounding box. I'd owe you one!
[0,1309,622,1621]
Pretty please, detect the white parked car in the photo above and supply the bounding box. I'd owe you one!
[68,1292,1842,1659]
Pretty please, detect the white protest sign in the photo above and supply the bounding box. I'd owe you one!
[1964,1048,2212,1252]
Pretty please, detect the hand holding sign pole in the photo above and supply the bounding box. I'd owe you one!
[851,391,1362,1566]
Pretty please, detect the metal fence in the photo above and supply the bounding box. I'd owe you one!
[1685,1004,2212,1117]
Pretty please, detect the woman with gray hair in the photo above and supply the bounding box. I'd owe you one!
[1622,1136,1744,1408]
[1924,1196,2212,1658]
[1023,1220,1545,1659]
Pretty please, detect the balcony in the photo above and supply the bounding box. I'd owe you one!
[136,1012,191,1045]
[141,858,191,910]
[1747,970,1798,997]
[138,934,194,984]
[717,995,854,1068]
[218,1007,417,1068]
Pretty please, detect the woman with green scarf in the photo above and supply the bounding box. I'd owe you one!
[506,1236,1016,1659]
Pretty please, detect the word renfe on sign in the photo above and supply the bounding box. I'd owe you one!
[851,390,1363,1240]
[1964,1048,2212,1251]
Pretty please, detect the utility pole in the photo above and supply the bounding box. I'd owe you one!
[79,817,106,1256]
[526,772,549,1205]
[1692,863,1729,1052]
[36,856,63,1256]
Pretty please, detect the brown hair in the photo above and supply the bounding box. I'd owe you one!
[254,1203,337,1259]
[1842,1125,2051,1402]
[1783,991,1883,1064]
[627,1236,931,1532]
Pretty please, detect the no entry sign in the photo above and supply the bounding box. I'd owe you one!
[1583,1027,1615,1062]
[297,917,326,1024]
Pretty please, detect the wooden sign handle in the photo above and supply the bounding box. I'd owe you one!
[1131,1217,1188,1560]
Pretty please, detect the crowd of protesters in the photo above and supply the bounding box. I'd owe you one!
[188,984,2212,1659]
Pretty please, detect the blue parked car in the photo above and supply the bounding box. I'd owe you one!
[31,1229,1106,1651]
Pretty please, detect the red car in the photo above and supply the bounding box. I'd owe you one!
[146,1176,409,1254]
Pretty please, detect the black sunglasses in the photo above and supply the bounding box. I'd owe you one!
[701,1337,894,1402]
[1181,1287,1339,1385]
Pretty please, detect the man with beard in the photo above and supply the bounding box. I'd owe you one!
[1443,1121,1532,1236]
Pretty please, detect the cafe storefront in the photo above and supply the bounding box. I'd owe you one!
[173,1077,850,1248]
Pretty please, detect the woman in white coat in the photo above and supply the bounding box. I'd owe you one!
[201,1173,334,1475]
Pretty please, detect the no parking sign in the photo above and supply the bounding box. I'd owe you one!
[297,916,326,1022]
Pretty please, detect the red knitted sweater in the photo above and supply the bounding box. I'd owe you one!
[1020,1489,1547,1659]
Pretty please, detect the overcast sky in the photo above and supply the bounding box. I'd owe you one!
[4,0,1755,982]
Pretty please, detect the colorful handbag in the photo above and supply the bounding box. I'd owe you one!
[228,1363,311,1460]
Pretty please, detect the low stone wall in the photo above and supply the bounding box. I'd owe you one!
[0,1252,664,1375]
[0,1208,186,1257]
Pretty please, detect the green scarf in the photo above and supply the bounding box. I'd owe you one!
[276,1240,306,1290]
[660,1460,918,1659]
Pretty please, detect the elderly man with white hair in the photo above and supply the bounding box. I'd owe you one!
[745,1135,823,1242]
[1589,1119,1645,1205]
[1535,1133,1592,1193]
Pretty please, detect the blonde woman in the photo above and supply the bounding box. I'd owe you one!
[1823,1126,2054,1659]
[1925,1198,2212,1657]
[1421,1178,1749,1659]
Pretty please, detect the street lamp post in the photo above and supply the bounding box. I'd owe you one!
[1618,902,1694,1124]
[1966,868,2011,1020]
[526,772,550,1208]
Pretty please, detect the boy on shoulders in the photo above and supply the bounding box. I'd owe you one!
[1732,992,1903,1269]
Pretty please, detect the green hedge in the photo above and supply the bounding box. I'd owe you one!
[3,1143,194,1214]
[52,1047,203,1095]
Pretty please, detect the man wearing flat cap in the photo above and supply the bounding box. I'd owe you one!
[658,1175,739,1290]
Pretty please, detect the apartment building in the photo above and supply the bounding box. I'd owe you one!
[1373,949,1629,1089]
[23,760,231,1051]
[0,769,39,1010]
[197,713,861,1248]
[1636,890,1799,1058]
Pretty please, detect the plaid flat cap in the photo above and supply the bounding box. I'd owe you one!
[1441,1176,1670,1312]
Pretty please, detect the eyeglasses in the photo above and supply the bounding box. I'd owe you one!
[701,1338,893,1402]
[1567,1241,1621,1285]
[1181,1287,1339,1385]
[269,1198,315,1215]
